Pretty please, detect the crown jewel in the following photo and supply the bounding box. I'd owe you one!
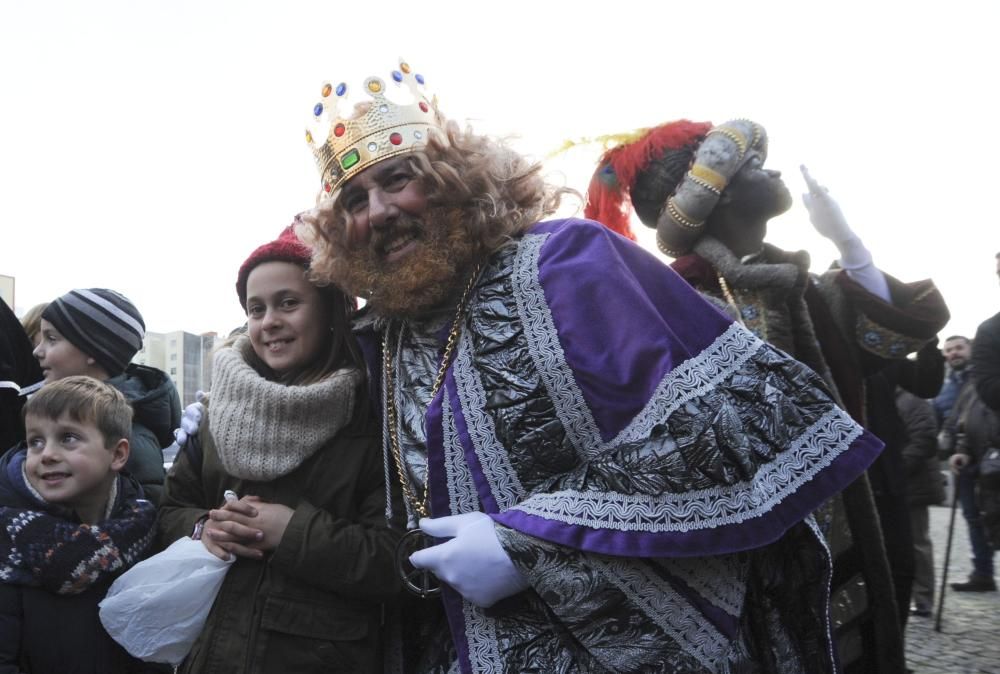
[305,59,443,198]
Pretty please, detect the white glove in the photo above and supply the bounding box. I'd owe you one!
[800,165,890,301]
[173,393,205,447]
[409,511,530,608]
[949,453,971,474]
[800,165,855,245]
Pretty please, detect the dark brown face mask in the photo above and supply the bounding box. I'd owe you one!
[629,119,771,257]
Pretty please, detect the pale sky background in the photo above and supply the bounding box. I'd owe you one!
[2,1,998,342]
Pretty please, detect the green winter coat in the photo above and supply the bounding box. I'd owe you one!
[158,409,400,674]
[107,363,180,506]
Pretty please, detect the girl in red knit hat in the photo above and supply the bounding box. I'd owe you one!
[157,223,399,674]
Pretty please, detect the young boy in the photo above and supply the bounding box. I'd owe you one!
[32,288,181,505]
[0,376,160,673]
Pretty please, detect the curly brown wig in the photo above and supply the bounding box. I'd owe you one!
[303,120,569,287]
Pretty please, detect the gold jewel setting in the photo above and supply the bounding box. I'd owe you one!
[305,59,444,198]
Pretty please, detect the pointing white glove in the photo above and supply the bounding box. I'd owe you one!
[409,511,530,608]
[800,164,856,245]
[173,392,205,447]
[800,165,890,301]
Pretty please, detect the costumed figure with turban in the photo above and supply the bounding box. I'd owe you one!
[585,119,950,674]
[300,64,891,673]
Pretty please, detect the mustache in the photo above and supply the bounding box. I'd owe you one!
[370,213,424,254]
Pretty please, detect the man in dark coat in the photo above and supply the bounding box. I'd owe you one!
[896,369,946,616]
[585,118,950,674]
[945,251,1000,591]
[973,252,1000,412]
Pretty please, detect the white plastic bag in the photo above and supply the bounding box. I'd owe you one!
[99,536,234,665]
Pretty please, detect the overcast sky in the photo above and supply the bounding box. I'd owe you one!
[2,1,997,341]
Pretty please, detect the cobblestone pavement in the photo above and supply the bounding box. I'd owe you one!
[905,503,1000,673]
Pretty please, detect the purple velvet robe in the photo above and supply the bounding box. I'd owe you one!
[366,219,883,674]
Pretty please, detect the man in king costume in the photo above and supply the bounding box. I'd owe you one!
[300,63,887,674]
[584,119,950,673]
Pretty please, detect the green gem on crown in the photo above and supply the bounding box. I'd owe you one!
[341,149,360,170]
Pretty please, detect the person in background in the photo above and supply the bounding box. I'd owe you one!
[0,376,161,674]
[585,118,949,674]
[895,370,945,616]
[19,302,49,349]
[947,367,1000,591]
[970,251,1000,553]
[944,252,1000,591]
[972,253,1000,411]
[0,297,42,451]
[934,335,973,428]
[158,225,399,674]
[32,289,179,505]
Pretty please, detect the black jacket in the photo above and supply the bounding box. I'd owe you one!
[896,389,945,506]
[974,310,1000,412]
[0,298,42,453]
[0,452,165,674]
[106,364,181,506]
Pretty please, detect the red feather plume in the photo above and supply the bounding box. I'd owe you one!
[584,120,712,240]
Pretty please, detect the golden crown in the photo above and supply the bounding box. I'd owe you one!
[305,59,443,198]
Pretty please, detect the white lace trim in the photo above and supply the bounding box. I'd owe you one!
[443,394,479,517]
[512,234,594,460]
[513,234,766,459]
[441,385,505,673]
[612,324,762,446]
[659,554,744,618]
[462,601,503,674]
[509,408,862,532]
[594,557,728,671]
[804,514,837,670]
[453,304,526,511]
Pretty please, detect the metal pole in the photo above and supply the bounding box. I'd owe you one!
[934,475,961,632]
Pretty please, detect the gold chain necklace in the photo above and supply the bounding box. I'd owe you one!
[717,274,746,327]
[383,262,483,519]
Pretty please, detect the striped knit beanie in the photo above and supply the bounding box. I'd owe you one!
[42,289,146,377]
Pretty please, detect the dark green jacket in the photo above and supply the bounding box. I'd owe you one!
[107,364,180,506]
[158,410,399,674]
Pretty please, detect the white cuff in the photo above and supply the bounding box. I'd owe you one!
[837,237,891,302]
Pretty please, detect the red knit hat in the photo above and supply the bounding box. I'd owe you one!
[236,224,312,309]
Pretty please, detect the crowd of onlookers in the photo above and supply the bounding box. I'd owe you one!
[0,222,393,672]
[1,245,998,672]
[887,254,1000,623]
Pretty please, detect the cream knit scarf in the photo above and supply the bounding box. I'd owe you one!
[208,337,361,481]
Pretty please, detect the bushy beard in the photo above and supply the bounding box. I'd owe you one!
[328,206,481,319]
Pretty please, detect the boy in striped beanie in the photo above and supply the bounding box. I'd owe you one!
[36,289,145,381]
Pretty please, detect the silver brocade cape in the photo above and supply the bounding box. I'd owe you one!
[358,219,883,674]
